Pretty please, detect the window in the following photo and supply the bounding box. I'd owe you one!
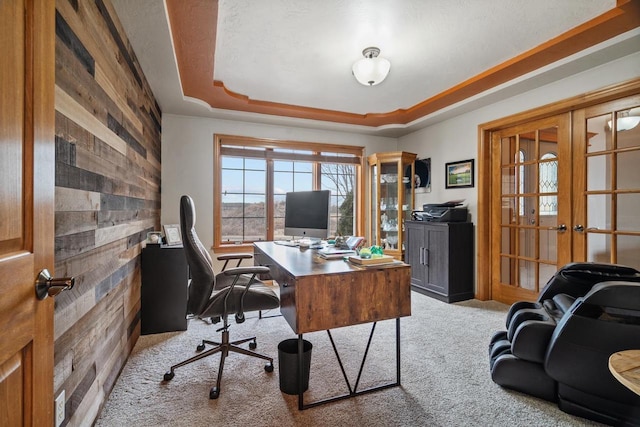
[539,152,558,215]
[214,135,364,250]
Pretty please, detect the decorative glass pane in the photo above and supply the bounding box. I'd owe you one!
[539,153,557,215]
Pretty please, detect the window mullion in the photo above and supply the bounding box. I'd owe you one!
[266,155,275,241]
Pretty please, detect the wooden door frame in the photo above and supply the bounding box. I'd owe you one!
[476,78,640,301]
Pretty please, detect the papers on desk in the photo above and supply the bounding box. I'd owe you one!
[347,254,395,265]
[317,248,356,259]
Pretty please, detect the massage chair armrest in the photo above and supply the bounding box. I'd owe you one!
[544,282,640,403]
[510,317,557,363]
[505,301,542,328]
[537,262,640,302]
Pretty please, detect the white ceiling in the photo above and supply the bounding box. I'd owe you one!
[111,0,639,136]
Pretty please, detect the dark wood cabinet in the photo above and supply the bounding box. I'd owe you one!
[405,221,474,303]
[141,244,189,334]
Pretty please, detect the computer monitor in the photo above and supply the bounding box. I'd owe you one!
[284,190,330,240]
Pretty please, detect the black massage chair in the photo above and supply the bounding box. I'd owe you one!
[489,262,640,426]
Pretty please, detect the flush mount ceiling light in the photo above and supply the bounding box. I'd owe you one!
[352,47,391,86]
[607,110,640,132]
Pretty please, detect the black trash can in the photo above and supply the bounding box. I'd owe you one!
[277,338,312,395]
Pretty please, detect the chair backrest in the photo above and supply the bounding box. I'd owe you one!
[180,195,216,315]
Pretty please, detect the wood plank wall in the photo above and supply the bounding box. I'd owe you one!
[53,0,161,425]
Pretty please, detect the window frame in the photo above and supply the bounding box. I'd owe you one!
[213,134,365,252]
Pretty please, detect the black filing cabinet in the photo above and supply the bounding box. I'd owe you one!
[405,221,474,303]
[141,244,188,334]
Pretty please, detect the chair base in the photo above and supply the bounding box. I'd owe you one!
[163,329,274,399]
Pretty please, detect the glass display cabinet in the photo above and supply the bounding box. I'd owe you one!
[367,151,417,259]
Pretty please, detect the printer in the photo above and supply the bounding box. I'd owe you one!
[412,200,468,222]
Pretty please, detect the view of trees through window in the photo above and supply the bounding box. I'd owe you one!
[215,136,362,246]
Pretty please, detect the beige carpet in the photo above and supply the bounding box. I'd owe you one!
[95,292,602,426]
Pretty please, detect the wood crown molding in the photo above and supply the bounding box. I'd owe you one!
[165,0,640,128]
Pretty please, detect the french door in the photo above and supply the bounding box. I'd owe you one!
[491,114,571,303]
[488,93,640,304]
[572,96,640,269]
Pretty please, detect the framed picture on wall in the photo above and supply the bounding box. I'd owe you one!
[163,224,182,245]
[445,159,474,189]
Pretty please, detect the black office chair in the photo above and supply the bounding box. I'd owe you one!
[163,195,280,399]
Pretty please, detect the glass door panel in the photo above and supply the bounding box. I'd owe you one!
[580,101,640,270]
[492,115,570,303]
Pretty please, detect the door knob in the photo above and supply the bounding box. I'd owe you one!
[35,269,75,300]
[573,224,584,232]
[553,224,567,232]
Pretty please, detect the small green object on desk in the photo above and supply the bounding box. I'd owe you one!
[359,248,372,259]
[370,245,384,258]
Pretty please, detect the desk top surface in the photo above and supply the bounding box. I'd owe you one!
[254,241,408,277]
[609,350,640,396]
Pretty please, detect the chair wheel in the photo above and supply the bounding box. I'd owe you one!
[249,341,257,350]
[265,362,274,373]
[164,371,174,381]
[209,387,220,399]
[196,343,206,352]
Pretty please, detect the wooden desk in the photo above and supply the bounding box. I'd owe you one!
[609,350,640,396]
[254,242,411,409]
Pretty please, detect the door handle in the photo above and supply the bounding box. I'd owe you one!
[35,269,75,300]
[573,224,584,232]
[550,224,567,232]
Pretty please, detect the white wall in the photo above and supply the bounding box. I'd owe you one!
[398,51,640,225]
[162,51,639,276]
[161,116,397,253]
[397,51,639,289]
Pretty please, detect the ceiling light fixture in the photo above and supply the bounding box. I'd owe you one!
[607,110,640,132]
[352,47,390,86]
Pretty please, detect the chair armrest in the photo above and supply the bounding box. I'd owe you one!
[217,253,253,270]
[217,253,253,261]
[222,266,270,277]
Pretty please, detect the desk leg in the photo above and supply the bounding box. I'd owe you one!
[297,318,401,410]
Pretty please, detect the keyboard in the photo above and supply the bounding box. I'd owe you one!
[274,240,298,247]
